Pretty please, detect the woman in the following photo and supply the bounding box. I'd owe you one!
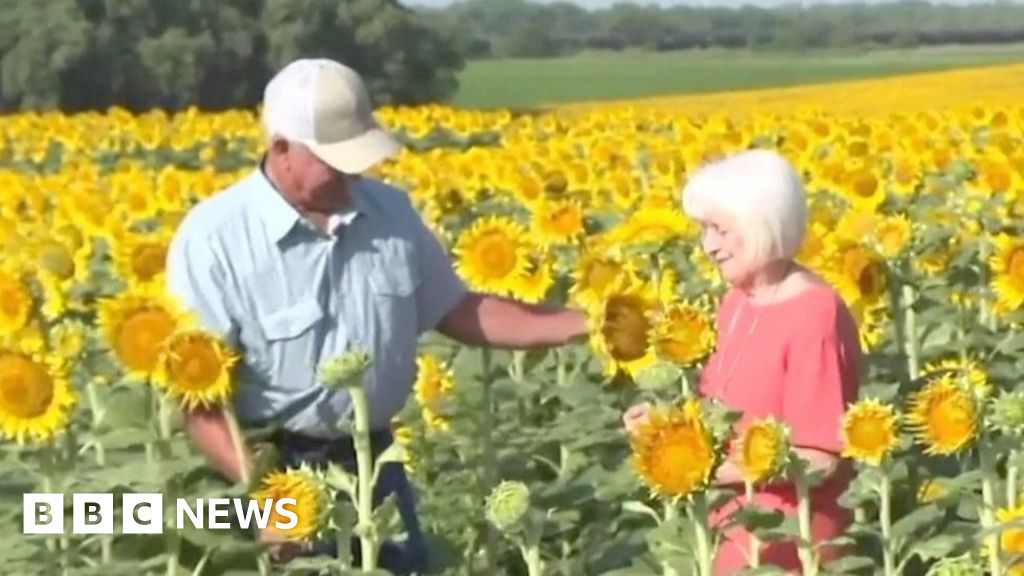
[623,149,862,574]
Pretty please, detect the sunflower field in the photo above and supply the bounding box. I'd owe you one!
[4,65,1024,576]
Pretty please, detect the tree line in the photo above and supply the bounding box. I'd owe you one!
[0,0,463,113]
[423,0,1024,59]
[2,0,1024,113]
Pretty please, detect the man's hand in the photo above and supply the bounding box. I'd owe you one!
[259,528,312,565]
[438,292,590,349]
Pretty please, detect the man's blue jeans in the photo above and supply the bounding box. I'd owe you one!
[275,430,430,575]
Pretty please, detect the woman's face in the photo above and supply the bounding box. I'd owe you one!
[699,209,752,285]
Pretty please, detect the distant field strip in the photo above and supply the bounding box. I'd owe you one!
[554,62,1024,117]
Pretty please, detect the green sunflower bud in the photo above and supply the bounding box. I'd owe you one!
[486,480,530,532]
[990,390,1024,437]
[319,349,372,389]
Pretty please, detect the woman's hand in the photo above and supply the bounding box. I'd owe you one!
[622,402,653,435]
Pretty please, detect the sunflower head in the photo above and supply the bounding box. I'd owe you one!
[907,374,981,456]
[588,275,660,378]
[650,301,716,367]
[0,341,77,444]
[631,398,719,500]
[989,390,1024,438]
[917,478,951,504]
[250,466,329,542]
[485,480,531,533]
[453,215,529,296]
[990,233,1024,312]
[414,353,455,431]
[0,270,34,337]
[736,417,791,484]
[98,286,183,380]
[154,329,238,410]
[841,398,900,466]
[922,357,991,398]
[319,348,372,390]
[997,502,1024,557]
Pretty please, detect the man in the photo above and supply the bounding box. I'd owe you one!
[165,58,589,573]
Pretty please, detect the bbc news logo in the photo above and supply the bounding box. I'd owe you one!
[23,493,299,535]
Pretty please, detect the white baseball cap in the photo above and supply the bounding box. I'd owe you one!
[262,58,401,174]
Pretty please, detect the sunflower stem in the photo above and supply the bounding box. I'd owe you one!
[480,347,498,574]
[41,441,59,563]
[879,471,896,576]
[85,381,106,466]
[691,493,713,576]
[901,283,920,382]
[1009,450,1020,506]
[556,348,572,477]
[520,542,544,576]
[796,476,818,576]
[662,501,680,576]
[981,448,1003,576]
[349,384,379,571]
[745,481,760,568]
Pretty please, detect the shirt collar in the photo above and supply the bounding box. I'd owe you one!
[252,157,367,243]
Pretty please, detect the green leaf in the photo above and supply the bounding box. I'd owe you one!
[633,361,683,392]
[906,533,969,561]
[621,500,662,524]
[890,504,943,543]
[822,555,876,573]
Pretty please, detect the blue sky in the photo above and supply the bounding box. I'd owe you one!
[405,0,1000,7]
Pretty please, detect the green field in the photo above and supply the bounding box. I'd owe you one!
[451,44,1024,109]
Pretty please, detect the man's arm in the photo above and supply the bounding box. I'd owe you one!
[182,406,254,484]
[166,229,249,484]
[437,292,588,349]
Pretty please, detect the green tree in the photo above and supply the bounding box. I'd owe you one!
[263,0,463,106]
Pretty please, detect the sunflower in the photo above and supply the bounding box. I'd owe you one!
[827,244,889,306]
[990,233,1024,312]
[922,357,990,398]
[649,301,716,366]
[631,399,718,499]
[997,503,1024,557]
[872,213,914,259]
[250,467,328,542]
[842,164,887,212]
[513,254,556,304]
[111,229,173,287]
[154,329,238,410]
[0,342,77,444]
[841,398,900,466]
[48,319,88,365]
[607,205,693,246]
[907,375,981,456]
[97,287,182,380]
[453,215,530,296]
[530,199,586,247]
[917,478,950,504]
[588,275,660,378]
[568,244,638,310]
[0,270,33,337]
[736,417,791,484]
[414,353,455,432]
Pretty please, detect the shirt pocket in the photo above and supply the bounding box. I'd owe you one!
[367,256,420,344]
[254,298,324,390]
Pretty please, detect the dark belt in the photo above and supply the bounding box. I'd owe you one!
[270,428,396,464]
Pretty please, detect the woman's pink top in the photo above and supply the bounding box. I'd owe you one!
[699,282,862,574]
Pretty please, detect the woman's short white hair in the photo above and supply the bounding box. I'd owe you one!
[681,149,807,266]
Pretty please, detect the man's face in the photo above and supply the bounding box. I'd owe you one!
[269,138,353,212]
